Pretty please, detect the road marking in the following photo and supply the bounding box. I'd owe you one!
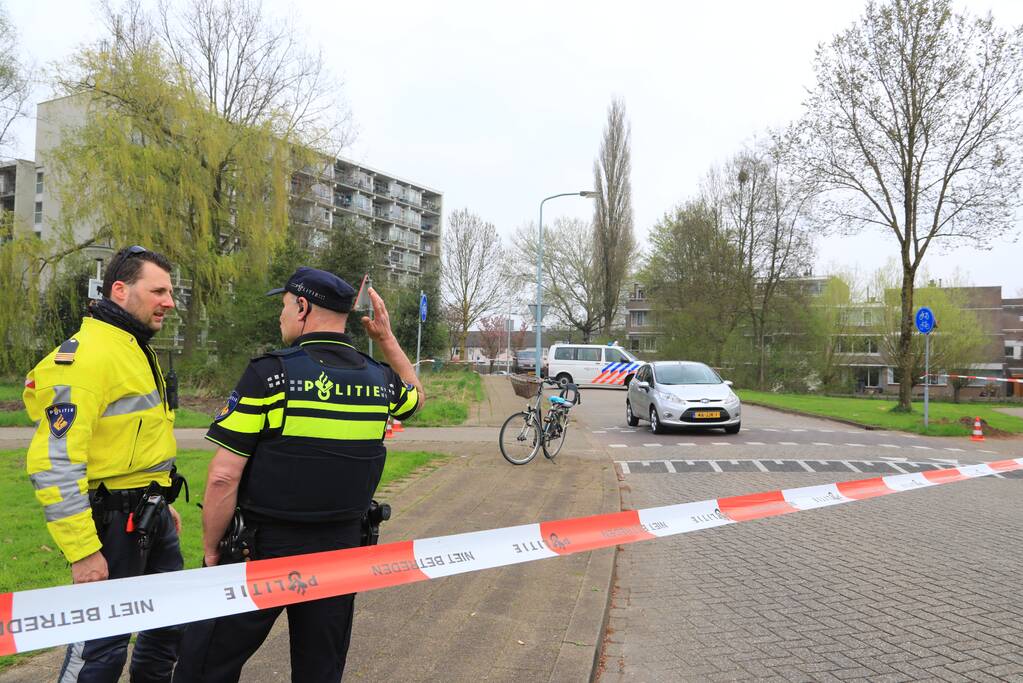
[677,442,696,447]
[945,447,964,452]
[912,445,932,450]
[752,460,769,472]
[980,450,996,454]
[812,442,831,446]
[592,430,606,434]
[842,460,862,472]
[708,460,722,472]
[712,442,731,446]
[618,462,631,474]
[621,430,636,433]
[818,429,834,433]
[880,444,900,448]
[791,429,807,432]
[746,441,765,446]
[663,460,676,473]
[779,441,799,446]
[643,443,662,448]
[845,443,865,448]
[614,458,986,477]
[762,428,780,432]
[609,444,627,449]
[798,460,815,472]
[886,462,909,474]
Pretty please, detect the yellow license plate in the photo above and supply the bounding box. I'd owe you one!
[694,411,721,419]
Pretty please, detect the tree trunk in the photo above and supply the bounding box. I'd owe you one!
[896,265,915,412]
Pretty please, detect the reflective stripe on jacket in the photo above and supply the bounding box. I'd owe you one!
[23,317,176,562]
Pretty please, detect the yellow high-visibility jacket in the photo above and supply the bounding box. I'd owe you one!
[23,317,177,563]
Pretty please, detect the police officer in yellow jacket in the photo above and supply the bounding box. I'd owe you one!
[173,267,422,683]
[24,246,185,683]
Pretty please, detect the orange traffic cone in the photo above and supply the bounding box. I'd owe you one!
[971,417,985,442]
[392,419,404,433]
[385,418,394,439]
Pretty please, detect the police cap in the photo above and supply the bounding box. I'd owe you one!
[266,267,356,313]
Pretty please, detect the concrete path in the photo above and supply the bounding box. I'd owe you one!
[1,375,621,682]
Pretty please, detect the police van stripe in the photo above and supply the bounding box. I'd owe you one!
[2,458,1019,657]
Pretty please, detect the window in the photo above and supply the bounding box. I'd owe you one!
[35,171,43,194]
[34,201,42,225]
[642,337,657,352]
[631,310,647,327]
[865,338,879,354]
[577,348,601,362]
[554,347,576,361]
[1008,346,1016,358]
[605,348,627,363]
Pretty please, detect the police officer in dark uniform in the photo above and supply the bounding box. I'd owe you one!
[172,267,422,683]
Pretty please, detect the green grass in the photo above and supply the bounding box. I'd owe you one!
[738,390,1023,436]
[0,447,445,670]
[0,383,24,401]
[403,369,485,427]
[0,407,216,429]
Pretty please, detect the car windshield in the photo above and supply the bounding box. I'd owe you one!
[655,364,721,385]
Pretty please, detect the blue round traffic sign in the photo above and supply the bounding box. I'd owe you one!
[419,293,428,323]
[915,307,935,335]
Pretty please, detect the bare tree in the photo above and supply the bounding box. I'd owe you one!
[0,3,32,154]
[508,217,602,342]
[440,208,506,360]
[794,0,1023,410]
[712,138,815,389]
[593,97,635,335]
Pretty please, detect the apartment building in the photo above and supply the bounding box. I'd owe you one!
[291,157,442,288]
[625,282,656,355]
[0,158,37,236]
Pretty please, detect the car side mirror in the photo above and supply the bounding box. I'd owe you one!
[724,380,733,387]
[635,380,649,389]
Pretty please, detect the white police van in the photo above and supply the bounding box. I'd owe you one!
[544,343,641,388]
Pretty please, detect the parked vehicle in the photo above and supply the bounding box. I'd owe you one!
[626,361,741,434]
[513,348,546,374]
[544,343,640,388]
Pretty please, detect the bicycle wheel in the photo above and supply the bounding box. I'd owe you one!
[500,411,540,465]
[542,411,569,460]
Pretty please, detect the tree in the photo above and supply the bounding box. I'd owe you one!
[709,138,815,389]
[47,0,347,358]
[440,208,506,360]
[641,200,745,368]
[593,97,635,336]
[478,315,508,363]
[315,217,385,351]
[794,0,1023,410]
[507,217,601,342]
[806,274,858,391]
[0,3,31,153]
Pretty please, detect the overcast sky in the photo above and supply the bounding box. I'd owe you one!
[4,0,1021,297]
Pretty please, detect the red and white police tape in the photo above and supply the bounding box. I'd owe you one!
[1,457,1020,656]
[922,373,1023,384]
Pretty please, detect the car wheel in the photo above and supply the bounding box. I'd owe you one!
[626,399,639,427]
[650,406,665,434]
[724,422,741,435]
[555,373,572,388]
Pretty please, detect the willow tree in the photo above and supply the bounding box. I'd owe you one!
[48,42,298,357]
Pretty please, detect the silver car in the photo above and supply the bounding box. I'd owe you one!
[625,361,741,434]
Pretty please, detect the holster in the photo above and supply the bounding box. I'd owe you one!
[218,508,256,563]
[360,500,391,546]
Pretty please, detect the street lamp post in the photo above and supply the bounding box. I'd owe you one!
[535,190,598,377]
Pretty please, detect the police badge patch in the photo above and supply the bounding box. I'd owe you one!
[45,403,77,438]
[214,391,240,422]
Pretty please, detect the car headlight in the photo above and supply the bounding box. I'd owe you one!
[654,390,685,406]
[724,393,740,406]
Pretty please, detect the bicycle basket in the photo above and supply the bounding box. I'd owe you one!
[510,374,541,398]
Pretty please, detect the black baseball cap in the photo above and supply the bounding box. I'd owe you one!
[266,267,356,313]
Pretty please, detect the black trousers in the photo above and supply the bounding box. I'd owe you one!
[57,506,185,683]
[173,520,362,683]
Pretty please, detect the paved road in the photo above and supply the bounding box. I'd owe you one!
[568,387,1023,682]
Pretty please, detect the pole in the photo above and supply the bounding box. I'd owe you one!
[924,334,930,429]
[506,317,512,373]
[535,201,544,378]
[415,290,423,378]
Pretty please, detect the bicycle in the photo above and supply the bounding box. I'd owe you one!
[500,375,580,465]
